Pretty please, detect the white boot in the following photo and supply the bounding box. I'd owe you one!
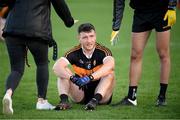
[2,93,13,115]
[36,99,55,110]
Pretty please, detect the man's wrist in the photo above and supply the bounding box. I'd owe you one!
[70,75,74,80]
[168,0,177,10]
[168,7,176,10]
[88,74,94,81]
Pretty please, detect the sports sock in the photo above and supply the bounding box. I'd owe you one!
[93,93,102,103]
[159,83,168,98]
[60,94,68,103]
[128,86,137,100]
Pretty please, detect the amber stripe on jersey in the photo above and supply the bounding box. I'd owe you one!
[64,43,112,57]
[64,44,81,58]
[72,64,102,77]
[96,43,112,56]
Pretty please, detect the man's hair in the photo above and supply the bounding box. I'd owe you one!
[78,23,95,34]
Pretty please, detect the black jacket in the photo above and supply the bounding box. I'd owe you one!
[1,0,74,44]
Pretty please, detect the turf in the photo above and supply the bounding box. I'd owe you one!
[0,0,180,119]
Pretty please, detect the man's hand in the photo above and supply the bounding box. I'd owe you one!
[110,30,119,46]
[163,9,176,28]
[70,75,85,90]
[76,75,94,87]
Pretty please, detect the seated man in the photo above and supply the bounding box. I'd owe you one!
[53,23,115,110]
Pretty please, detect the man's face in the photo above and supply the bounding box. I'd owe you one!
[78,30,96,51]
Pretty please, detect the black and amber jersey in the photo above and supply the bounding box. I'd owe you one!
[63,43,112,77]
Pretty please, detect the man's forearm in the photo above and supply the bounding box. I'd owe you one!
[92,58,115,80]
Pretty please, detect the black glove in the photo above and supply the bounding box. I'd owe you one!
[76,75,94,87]
[69,75,85,90]
[69,75,79,84]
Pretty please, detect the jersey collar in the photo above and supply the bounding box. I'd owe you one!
[82,46,95,59]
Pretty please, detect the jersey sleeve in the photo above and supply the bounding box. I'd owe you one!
[63,45,81,65]
[64,51,75,65]
[96,43,113,63]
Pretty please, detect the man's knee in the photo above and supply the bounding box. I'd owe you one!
[106,72,115,80]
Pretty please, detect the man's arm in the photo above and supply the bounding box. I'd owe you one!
[91,56,115,81]
[53,57,73,80]
[51,0,74,28]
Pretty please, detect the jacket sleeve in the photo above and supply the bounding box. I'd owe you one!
[112,0,125,31]
[51,0,74,28]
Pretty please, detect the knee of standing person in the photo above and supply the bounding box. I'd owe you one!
[158,51,170,61]
[131,50,143,61]
[12,67,24,76]
[36,60,49,67]
[9,70,24,81]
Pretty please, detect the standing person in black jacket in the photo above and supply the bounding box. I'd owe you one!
[110,0,177,106]
[0,0,75,115]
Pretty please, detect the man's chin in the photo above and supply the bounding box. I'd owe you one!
[85,46,93,49]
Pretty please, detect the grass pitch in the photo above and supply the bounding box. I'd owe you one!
[0,0,180,119]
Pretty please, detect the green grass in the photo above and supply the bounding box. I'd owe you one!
[0,0,180,119]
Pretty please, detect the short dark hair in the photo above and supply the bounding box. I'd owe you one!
[78,23,95,34]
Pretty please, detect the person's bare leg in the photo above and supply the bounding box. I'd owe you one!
[156,31,170,84]
[129,31,151,86]
[115,31,151,106]
[55,68,84,110]
[155,30,170,106]
[85,72,115,110]
[95,72,115,104]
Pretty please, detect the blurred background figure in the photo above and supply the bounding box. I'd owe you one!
[177,0,180,9]
[0,6,9,41]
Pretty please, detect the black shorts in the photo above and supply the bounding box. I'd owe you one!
[132,10,171,32]
[79,80,112,104]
